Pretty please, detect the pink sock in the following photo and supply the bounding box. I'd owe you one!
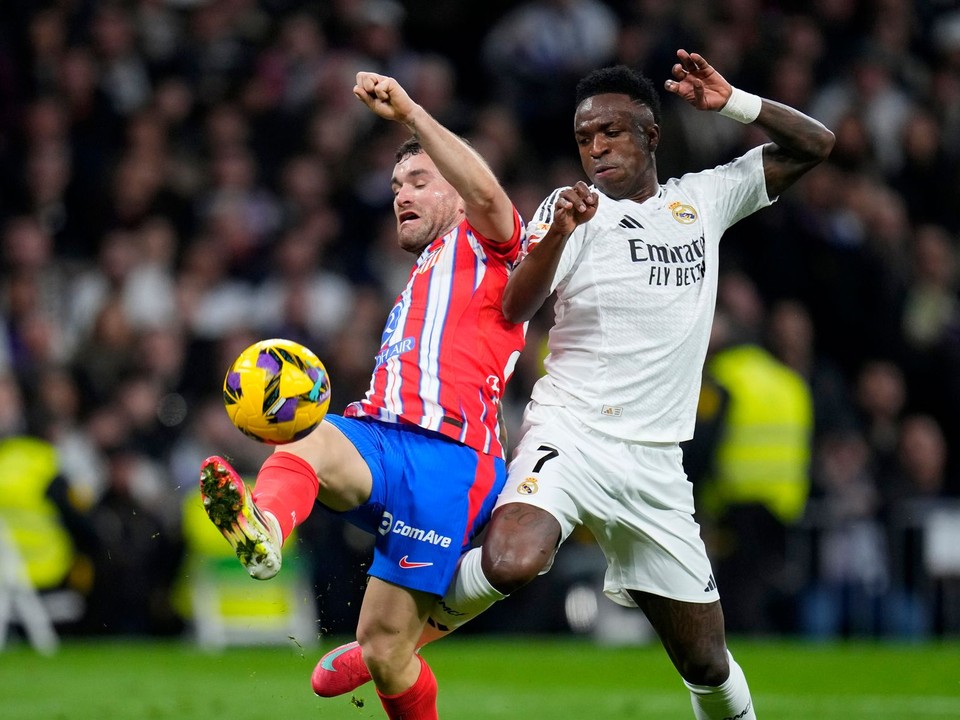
[377,656,438,720]
[252,451,319,541]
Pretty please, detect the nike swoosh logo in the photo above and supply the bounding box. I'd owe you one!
[320,641,359,672]
[399,556,433,569]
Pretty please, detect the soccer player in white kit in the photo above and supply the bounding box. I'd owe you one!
[313,49,834,718]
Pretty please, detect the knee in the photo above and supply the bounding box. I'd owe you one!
[355,630,408,685]
[680,648,729,688]
[479,505,561,595]
[481,544,549,595]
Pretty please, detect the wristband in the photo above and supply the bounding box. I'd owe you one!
[719,87,762,124]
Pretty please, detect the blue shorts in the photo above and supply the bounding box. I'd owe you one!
[324,415,506,596]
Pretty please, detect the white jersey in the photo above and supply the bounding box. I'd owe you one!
[523,145,773,442]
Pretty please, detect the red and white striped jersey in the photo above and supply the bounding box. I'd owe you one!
[344,213,526,458]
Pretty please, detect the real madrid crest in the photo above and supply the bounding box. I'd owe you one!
[517,478,539,495]
[668,201,698,224]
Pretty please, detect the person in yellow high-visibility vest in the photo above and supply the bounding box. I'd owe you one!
[0,435,75,592]
[699,308,814,634]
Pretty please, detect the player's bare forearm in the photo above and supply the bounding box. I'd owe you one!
[663,50,834,196]
[354,72,515,243]
[402,105,516,243]
[754,99,835,197]
[504,184,597,322]
[502,226,567,323]
[503,180,600,323]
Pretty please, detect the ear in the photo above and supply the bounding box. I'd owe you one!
[647,124,660,153]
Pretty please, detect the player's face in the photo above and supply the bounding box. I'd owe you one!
[391,152,465,255]
[574,93,659,201]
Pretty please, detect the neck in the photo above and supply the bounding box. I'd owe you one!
[625,171,660,203]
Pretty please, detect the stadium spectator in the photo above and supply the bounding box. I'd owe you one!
[68,226,178,359]
[882,413,951,510]
[799,428,890,638]
[901,224,959,353]
[200,71,526,720]
[24,6,68,97]
[27,363,102,504]
[174,234,255,341]
[248,11,330,117]
[1,215,72,346]
[765,299,856,440]
[481,0,619,158]
[90,3,152,117]
[854,359,908,477]
[809,43,914,177]
[252,224,355,354]
[195,143,283,281]
[898,223,960,468]
[878,413,952,637]
[81,441,185,636]
[890,110,960,231]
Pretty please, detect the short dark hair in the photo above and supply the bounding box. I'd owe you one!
[395,134,477,164]
[396,137,423,163]
[575,65,661,123]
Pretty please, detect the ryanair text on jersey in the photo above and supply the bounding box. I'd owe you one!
[627,235,706,287]
[375,336,416,368]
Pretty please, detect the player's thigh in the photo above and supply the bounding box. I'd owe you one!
[281,417,373,511]
[496,403,586,554]
[594,440,719,606]
[358,576,435,648]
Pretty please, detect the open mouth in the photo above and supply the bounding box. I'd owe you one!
[398,210,420,225]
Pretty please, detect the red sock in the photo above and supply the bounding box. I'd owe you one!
[252,451,319,541]
[377,656,438,720]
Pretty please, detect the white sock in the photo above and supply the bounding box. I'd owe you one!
[683,651,756,720]
[425,548,505,637]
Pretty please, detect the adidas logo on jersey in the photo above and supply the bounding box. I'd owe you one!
[619,214,643,229]
[704,574,717,592]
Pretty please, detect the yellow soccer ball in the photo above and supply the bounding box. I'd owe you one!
[222,339,331,444]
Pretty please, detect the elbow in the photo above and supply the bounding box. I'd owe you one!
[502,290,531,325]
[502,300,524,325]
[466,183,505,214]
[787,125,836,166]
[503,309,527,325]
[813,126,836,162]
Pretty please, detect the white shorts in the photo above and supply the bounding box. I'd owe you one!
[498,401,720,607]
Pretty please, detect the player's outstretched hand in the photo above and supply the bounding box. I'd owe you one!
[553,182,598,235]
[354,72,417,124]
[663,49,732,112]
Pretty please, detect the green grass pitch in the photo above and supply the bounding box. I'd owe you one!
[3,636,958,719]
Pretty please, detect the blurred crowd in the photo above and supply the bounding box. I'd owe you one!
[1,0,959,641]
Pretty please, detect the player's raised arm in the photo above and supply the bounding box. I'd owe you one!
[663,49,835,198]
[354,71,516,244]
[502,182,598,323]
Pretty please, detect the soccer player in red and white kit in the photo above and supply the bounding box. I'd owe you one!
[315,50,834,719]
[199,70,525,720]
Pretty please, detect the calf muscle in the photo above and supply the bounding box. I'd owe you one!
[631,590,730,687]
